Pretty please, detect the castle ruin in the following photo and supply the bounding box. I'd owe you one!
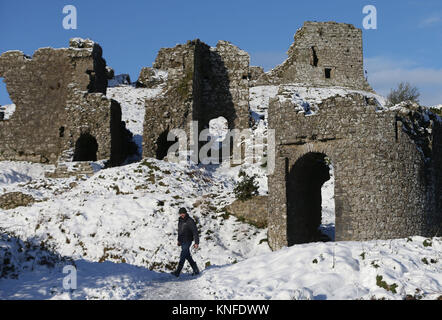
[0,38,135,167]
[139,39,250,160]
[256,21,372,91]
[0,21,440,249]
[265,22,441,250]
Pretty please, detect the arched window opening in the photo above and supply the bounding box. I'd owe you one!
[73,133,98,162]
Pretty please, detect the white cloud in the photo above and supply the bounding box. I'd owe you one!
[365,56,442,106]
[419,15,442,28]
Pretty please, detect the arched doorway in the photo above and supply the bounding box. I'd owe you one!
[73,133,98,162]
[155,128,178,161]
[286,152,334,246]
[207,116,229,164]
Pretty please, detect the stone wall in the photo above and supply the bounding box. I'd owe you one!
[0,192,35,210]
[198,40,250,131]
[268,93,442,250]
[434,122,442,225]
[137,67,166,88]
[249,66,265,86]
[225,196,268,228]
[142,40,198,159]
[0,39,133,166]
[142,39,250,160]
[64,88,134,167]
[257,22,372,91]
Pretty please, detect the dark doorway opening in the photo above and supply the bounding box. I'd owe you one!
[73,133,98,162]
[286,152,333,246]
[156,129,178,160]
[325,68,332,79]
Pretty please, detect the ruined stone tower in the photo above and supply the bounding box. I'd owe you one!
[268,94,442,250]
[257,21,372,91]
[266,22,442,250]
[141,39,250,160]
[0,39,134,166]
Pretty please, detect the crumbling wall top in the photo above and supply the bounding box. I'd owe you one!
[258,21,373,91]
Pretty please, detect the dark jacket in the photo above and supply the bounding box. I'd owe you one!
[178,214,199,245]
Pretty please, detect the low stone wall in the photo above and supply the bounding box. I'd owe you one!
[44,162,95,179]
[0,192,35,210]
[225,196,268,228]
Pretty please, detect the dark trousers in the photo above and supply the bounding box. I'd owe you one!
[177,242,199,274]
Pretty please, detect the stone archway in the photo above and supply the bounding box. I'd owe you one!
[155,128,178,161]
[73,133,98,162]
[286,152,333,246]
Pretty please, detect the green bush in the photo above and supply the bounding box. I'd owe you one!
[376,275,398,294]
[233,170,259,202]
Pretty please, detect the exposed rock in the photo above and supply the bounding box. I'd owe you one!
[108,74,131,87]
[137,67,166,88]
[249,66,265,85]
[225,196,268,228]
[0,192,35,210]
[44,162,95,179]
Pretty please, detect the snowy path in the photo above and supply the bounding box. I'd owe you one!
[142,273,207,300]
[1,236,441,300]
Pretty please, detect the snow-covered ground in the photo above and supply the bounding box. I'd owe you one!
[0,84,440,300]
[0,104,16,120]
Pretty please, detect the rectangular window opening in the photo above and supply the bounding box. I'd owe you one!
[325,68,332,79]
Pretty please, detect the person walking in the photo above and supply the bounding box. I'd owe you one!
[171,207,200,277]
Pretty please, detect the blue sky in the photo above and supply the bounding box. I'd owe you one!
[1,0,442,105]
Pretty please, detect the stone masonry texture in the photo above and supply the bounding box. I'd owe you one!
[0,21,440,252]
[142,39,250,160]
[0,39,134,166]
[256,21,373,91]
[225,196,269,228]
[268,93,442,250]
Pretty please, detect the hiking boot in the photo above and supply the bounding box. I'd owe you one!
[171,270,180,277]
[190,261,200,276]
[191,266,200,276]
